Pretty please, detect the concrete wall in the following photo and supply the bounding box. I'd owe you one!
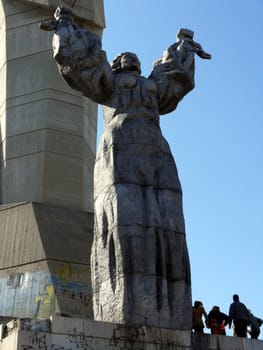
[24,0,105,30]
[0,316,263,350]
[0,202,94,319]
[0,0,104,211]
[0,0,105,320]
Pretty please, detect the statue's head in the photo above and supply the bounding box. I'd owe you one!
[111,52,141,74]
[176,28,194,41]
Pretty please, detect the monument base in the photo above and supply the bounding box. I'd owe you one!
[0,202,94,319]
[0,316,262,350]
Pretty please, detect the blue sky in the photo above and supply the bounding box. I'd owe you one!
[97,0,263,338]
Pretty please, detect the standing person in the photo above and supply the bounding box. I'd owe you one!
[207,306,229,335]
[192,301,208,333]
[247,310,262,339]
[228,294,249,337]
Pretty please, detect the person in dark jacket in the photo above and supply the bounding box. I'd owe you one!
[207,306,229,335]
[247,310,262,339]
[228,294,249,337]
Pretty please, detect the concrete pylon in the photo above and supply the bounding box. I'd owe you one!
[0,0,105,319]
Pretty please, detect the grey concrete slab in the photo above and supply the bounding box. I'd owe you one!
[1,317,263,350]
[0,202,94,319]
[0,0,104,210]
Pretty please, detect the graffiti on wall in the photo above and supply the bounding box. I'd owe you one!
[20,325,183,350]
[0,263,93,319]
[21,333,48,350]
[21,330,96,350]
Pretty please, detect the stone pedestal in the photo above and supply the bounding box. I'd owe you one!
[0,202,94,319]
[0,316,263,350]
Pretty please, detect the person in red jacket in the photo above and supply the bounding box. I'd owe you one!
[207,306,229,335]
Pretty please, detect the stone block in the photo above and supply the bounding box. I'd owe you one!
[0,0,99,210]
[6,16,53,59]
[6,53,66,98]
[0,331,17,350]
[1,317,263,350]
[42,152,84,209]
[1,154,44,203]
[16,331,52,349]
[51,315,84,334]
[5,98,82,138]
[23,0,105,30]
[83,97,98,154]
[83,163,94,211]
[0,202,94,319]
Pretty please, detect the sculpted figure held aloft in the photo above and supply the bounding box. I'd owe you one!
[41,7,211,329]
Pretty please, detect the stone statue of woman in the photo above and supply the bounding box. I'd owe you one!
[41,7,211,329]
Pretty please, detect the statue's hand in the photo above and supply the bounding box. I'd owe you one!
[39,19,58,31]
[39,7,72,32]
[40,6,101,69]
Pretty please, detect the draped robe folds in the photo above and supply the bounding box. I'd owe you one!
[53,18,195,329]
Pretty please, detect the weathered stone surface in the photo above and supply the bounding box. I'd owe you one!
[25,0,105,33]
[42,7,211,329]
[0,202,94,319]
[0,0,104,211]
[0,316,263,350]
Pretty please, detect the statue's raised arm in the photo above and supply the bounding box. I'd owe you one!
[40,6,113,103]
[150,28,211,114]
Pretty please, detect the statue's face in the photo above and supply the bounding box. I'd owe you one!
[120,53,140,73]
